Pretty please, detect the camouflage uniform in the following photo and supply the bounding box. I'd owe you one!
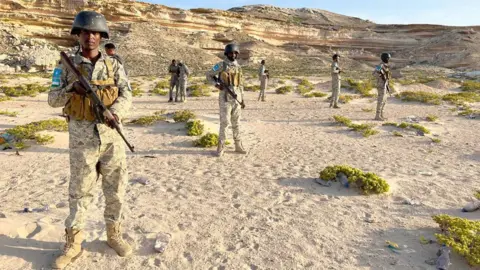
[330,61,341,107]
[168,63,179,101]
[48,51,131,230]
[177,64,190,102]
[373,62,391,119]
[206,59,244,146]
[258,64,267,101]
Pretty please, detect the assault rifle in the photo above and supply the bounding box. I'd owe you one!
[213,75,246,109]
[60,51,135,152]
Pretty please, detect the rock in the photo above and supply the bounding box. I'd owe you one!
[462,200,480,212]
[403,199,421,206]
[56,202,67,208]
[154,232,171,253]
[364,212,376,223]
[314,178,331,187]
[23,208,33,213]
[0,212,6,218]
[419,171,433,176]
[134,177,149,185]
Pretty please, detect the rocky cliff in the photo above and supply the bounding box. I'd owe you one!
[0,0,479,76]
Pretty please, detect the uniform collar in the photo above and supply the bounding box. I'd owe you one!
[224,58,238,66]
[74,51,106,65]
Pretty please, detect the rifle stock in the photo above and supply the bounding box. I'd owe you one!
[60,51,135,152]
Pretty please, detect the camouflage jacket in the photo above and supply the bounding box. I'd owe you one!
[206,58,244,102]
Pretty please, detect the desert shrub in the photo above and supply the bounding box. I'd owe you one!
[277,80,286,84]
[442,92,480,104]
[431,138,441,143]
[304,92,327,98]
[398,122,409,128]
[475,191,480,200]
[6,119,67,145]
[194,132,219,147]
[333,115,352,126]
[173,110,196,122]
[131,83,143,97]
[338,94,356,104]
[0,110,18,117]
[383,122,399,127]
[129,111,166,126]
[185,120,204,136]
[297,79,314,94]
[0,96,12,102]
[396,91,442,105]
[457,105,479,117]
[189,84,211,97]
[1,83,49,97]
[461,80,480,92]
[345,78,375,97]
[244,85,261,92]
[426,115,438,122]
[392,131,403,137]
[151,80,170,96]
[387,122,430,134]
[319,165,389,194]
[276,86,293,94]
[410,123,430,134]
[333,115,378,137]
[362,108,374,112]
[433,214,480,266]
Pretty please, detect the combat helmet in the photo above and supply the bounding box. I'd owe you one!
[381,53,391,63]
[224,43,240,56]
[71,11,109,39]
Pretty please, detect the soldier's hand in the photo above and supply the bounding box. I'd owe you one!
[72,81,87,95]
[215,83,224,91]
[105,113,119,129]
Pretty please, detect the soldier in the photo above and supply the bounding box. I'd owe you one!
[177,61,190,102]
[330,54,342,108]
[258,60,268,102]
[373,53,392,120]
[104,43,127,75]
[48,11,132,269]
[206,43,247,157]
[168,59,179,102]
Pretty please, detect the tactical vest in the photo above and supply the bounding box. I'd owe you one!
[63,58,118,122]
[220,62,242,87]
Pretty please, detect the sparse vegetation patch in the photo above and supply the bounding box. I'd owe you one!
[173,110,196,122]
[319,165,389,194]
[185,120,204,136]
[128,111,166,126]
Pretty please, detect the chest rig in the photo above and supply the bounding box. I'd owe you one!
[63,58,119,122]
[220,62,242,101]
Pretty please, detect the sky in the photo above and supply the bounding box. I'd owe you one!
[142,0,479,26]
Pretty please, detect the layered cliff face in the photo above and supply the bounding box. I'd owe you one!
[0,0,479,76]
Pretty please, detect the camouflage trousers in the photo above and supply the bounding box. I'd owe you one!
[177,79,187,102]
[219,99,242,142]
[330,78,341,106]
[169,75,179,100]
[65,123,128,229]
[376,81,388,118]
[258,78,268,101]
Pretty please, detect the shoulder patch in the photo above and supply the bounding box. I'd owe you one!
[375,65,382,71]
[212,63,220,72]
[51,67,62,87]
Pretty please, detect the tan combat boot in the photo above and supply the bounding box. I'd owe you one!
[52,228,84,269]
[216,140,225,157]
[234,140,247,154]
[106,223,133,257]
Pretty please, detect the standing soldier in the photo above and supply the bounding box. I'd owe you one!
[206,43,247,157]
[330,54,342,108]
[104,43,127,74]
[177,61,190,102]
[48,11,132,269]
[373,53,392,120]
[258,60,268,102]
[168,59,179,102]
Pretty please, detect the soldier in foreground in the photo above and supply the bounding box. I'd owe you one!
[373,53,392,120]
[48,11,132,269]
[206,43,247,157]
[177,61,190,102]
[330,54,342,108]
[168,59,179,102]
[258,59,268,102]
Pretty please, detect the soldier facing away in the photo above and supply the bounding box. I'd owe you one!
[48,11,132,269]
[258,59,268,102]
[206,43,247,157]
[373,53,392,120]
[330,54,342,108]
[168,59,179,102]
[177,61,190,102]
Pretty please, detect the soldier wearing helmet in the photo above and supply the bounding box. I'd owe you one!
[330,53,342,108]
[206,43,247,157]
[48,10,133,269]
[373,53,392,120]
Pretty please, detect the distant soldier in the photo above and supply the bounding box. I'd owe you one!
[330,54,342,108]
[373,53,392,120]
[206,43,247,157]
[177,61,190,102]
[258,59,268,101]
[48,11,132,269]
[168,59,179,102]
[104,43,127,75]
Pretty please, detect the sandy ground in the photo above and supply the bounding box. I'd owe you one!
[0,77,480,270]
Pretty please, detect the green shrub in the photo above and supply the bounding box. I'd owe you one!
[1,83,49,97]
[297,79,314,94]
[0,96,12,102]
[129,111,166,126]
[173,110,196,122]
[194,132,219,147]
[131,88,143,97]
[398,122,409,128]
[433,214,480,266]
[410,123,430,134]
[333,115,352,126]
[35,134,54,145]
[189,84,211,97]
[338,95,356,104]
[244,85,261,92]
[461,80,480,92]
[277,80,286,84]
[333,115,378,137]
[152,80,170,95]
[431,138,441,143]
[395,76,436,85]
[426,115,438,122]
[345,78,375,97]
[0,110,18,117]
[362,108,374,112]
[442,92,480,104]
[6,119,67,145]
[396,91,442,105]
[276,86,293,94]
[383,122,399,127]
[392,131,403,137]
[475,191,480,200]
[319,165,389,194]
[304,92,327,98]
[185,120,204,136]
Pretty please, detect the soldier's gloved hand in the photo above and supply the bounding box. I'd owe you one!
[215,83,224,91]
[105,113,119,129]
[72,81,87,95]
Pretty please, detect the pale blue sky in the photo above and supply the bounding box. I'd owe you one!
[143,0,479,26]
